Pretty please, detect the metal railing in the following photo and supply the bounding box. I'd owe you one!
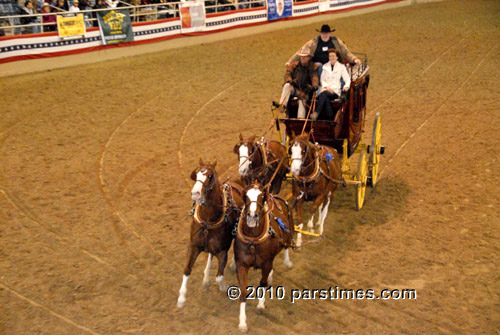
[0,0,266,36]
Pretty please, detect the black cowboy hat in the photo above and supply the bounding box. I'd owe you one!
[316,24,335,33]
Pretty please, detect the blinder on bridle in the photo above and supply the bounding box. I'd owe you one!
[290,139,310,164]
[243,185,266,212]
[192,167,217,193]
[236,141,258,167]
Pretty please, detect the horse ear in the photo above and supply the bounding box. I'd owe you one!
[239,133,243,141]
[291,130,296,139]
[199,157,204,166]
[190,168,197,181]
[213,159,217,168]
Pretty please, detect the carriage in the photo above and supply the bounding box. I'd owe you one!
[274,55,384,210]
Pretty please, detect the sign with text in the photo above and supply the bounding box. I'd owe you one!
[267,0,292,21]
[57,14,86,37]
[96,9,134,45]
[179,1,206,33]
[318,0,329,12]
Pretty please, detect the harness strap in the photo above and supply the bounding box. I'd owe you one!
[236,204,271,245]
[193,186,228,229]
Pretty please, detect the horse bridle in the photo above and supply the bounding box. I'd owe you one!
[291,140,314,172]
[194,168,218,206]
[239,141,261,168]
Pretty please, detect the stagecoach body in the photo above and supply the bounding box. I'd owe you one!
[275,58,383,210]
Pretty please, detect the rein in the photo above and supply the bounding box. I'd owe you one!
[293,142,345,185]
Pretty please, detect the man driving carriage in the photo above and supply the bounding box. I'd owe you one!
[287,24,361,79]
[278,46,319,119]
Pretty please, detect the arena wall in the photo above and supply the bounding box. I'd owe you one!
[0,0,404,66]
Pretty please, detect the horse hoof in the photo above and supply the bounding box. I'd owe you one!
[284,261,294,269]
[238,324,248,333]
[202,281,210,289]
[177,299,186,309]
[218,281,229,292]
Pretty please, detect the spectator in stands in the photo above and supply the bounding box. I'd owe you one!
[93,0,106,8]
[68,0,79,11]
[217,0,235,12]
[279,46,319,119]
[105,0,118,8]
[19,0,38,33]
[237,0,249,9]
[41,2,56,31]
[55,0,68,11]
[311,48,351,121]
[287,24,360,79]
[93,0,105,26]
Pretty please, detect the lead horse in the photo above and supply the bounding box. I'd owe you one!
[290,132,343,240]
[234,134,289,194]
[234,181,294,332]
[177,159,244,308]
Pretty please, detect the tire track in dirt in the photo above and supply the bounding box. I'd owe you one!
[379,42,498,179]
[96,88,188,294]
[177,77,254,189]
[0,281,101,335]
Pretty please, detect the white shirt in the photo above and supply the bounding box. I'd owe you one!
[320,61,351,96]
[69,4,80,11]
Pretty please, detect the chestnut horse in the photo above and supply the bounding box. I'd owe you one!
[290,132,343,242]
[177,159,244,308]
[234,182,294,332]
[233,134,289,194]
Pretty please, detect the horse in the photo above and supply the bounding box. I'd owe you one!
[234,181,294,332]
[177,159,244,308]
[289,132,343,243]
[233,134,289,194]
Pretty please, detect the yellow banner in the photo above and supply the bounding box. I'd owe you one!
[57,14,86,37]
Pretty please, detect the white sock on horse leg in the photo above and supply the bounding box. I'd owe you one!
[177,274,189,308]
[296,224,303,248]
[283,248,293,268]
[216,275,227,291]
[316,204,324,227]
[203,253,212,287]
[267,269,274,285]
[238,302,248,331]
[257,295,266,310]
[319,198,331,236]
[307,214,314,232]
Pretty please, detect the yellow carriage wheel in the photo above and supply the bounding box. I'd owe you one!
[355,150,369,210]
[369,112,382,187]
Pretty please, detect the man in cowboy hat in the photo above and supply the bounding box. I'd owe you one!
[286,24,360,77]
[278,46,319,119]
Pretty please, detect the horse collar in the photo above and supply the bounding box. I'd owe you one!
[193,187,228,229]
[236,203,270,245]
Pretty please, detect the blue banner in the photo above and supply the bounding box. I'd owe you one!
[267,0,292,21]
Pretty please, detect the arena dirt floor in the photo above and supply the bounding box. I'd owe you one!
[1,0,499,334]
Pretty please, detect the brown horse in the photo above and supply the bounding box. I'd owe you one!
[177,159,244,308]
[290,132,343,244]
[233,134,289,194]
[234,182,294,332]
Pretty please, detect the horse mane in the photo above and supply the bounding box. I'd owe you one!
[294,133,311,143]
